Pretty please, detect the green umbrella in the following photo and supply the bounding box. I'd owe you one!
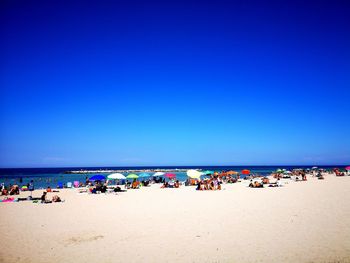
[202,170,214,175]
[126,173,139,179]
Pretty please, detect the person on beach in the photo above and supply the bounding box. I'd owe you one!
[9,185,20,195]
[41,192,52,203]
[131,179,139,189]
[52,195,61,202]
[1,186,8,196]
[85,176,90,186]
[168,179,175,188]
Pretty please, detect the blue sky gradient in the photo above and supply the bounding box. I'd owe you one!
[1,0,349,167]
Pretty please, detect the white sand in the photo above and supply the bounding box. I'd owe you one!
[1,175,350,263]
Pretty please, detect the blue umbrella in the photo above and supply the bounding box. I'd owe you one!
[89,175,106,181]
[138,172,151,178]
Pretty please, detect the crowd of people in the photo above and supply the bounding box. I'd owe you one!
[1,168,349,203]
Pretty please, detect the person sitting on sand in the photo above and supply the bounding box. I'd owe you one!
[262,177,269,184]
[201,180,208,190]
[209,180,215,190]
[131,179,139,189]
[46,186,52,192]
[9,185,20,195]
[161,182,168,188]
[255,181,263,188]
[1,186,8,196]
[276,178,283,187]
[302,173,307,181]
[101,183,107,193]
[217,180,222,190]
[41,192,52,203]
[196,181,201,190]
[174,180,180,188]
[52,195,61,202]
[168,179,175,188]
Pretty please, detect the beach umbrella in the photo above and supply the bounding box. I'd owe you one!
[164,173,176,179]
[227,171,239,175]
[345,166,350,171]
[241,169,250,175]
[138,172,151,178]
[187,170,202,179]
[21,186,28,191]
[126,174,139,179]
[107,173,126,180]
[202,170,214,175]
[153,172,165,177]
[89,175,106,181]
[312,166,318,169]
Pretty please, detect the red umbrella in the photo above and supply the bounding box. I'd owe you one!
[164,173,176,178]
[241,169,250,175]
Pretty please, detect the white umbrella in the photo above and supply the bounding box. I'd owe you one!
[153,172,165,177]
[187,169,202,179]
[107,173,126,180]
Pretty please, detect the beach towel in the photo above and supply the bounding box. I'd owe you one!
[2,197,15,203]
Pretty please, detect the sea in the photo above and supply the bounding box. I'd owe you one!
[0,165,347,189]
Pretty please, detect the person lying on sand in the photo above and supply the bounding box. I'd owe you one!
[249,180,264,188]
[113,186,127,192]
[269,178,283,187]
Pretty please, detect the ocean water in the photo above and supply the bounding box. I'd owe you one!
[0,165,347,189]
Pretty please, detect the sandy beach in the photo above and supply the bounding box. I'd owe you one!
[1,175,350,263]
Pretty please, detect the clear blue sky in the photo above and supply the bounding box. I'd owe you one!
[1,0,349,167]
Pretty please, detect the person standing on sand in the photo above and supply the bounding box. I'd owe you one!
[28,180,34,197]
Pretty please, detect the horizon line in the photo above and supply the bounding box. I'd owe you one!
[0,164,348,169]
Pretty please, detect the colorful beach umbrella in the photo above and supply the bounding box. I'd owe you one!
[227,171,239,175]
[202,170,214,175]
[138,172,151,178]
[89,175,106,181]
[126,174,139,179]
[107,173,126,180]
[345,166,350,171]
[164,173,176,178]
[153,172,165,177]
[187,170,202,179]
[241,169,250,175]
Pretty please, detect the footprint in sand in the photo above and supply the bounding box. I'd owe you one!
[65,235,104,246]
